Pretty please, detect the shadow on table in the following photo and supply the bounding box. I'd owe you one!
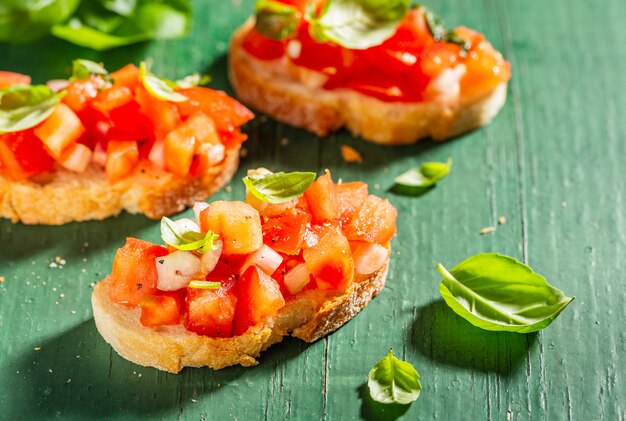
[412,300,536,376]
[357,383,410,421]
[7,319,307,419]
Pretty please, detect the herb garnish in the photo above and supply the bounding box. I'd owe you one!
[71,59,109,81]
[139,62,188,103]
[243,171,316,204]
[160,217,219,253]
[0,85,64,134]
[421,6,471,55]
[368,349,421,405]
[394,158,452,194]
[255,1,301,41]
[437,253,575,333]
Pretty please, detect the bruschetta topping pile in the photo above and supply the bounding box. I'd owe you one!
[242,0,510,103]
[0,60,253,183]
[107,169,397,337]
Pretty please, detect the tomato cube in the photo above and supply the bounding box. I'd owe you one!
[185,278,237,337]
[233,266,285,336]
[199,201,263,255]
[262,209,311,255]
[343,195,397,244]
[111,64,140,89]
[92,86,134,114]
[139,294,181,326]
[106,140,139,183]
[336,181,368,225]
[34,103,85,158]
[135,85,182,139]
[0,71,31,89]
[304,170,339,222]
[63,77,107,112]
[0,130,54,180]
[109,238,168,306]
[176,87,253,132]
[303,228,354,291]
[107,100,154,141]
[164,112,219,176]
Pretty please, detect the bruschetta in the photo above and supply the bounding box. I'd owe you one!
[92,169,397,372]
[0,60,253,225]
[229,1,510,144]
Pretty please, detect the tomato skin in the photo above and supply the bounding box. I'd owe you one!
[139,294,181,326]
[135,85,182,139]
[262,209,311,255]
[242,28,286,60]
[106,140,139,183]
[92,86,134,114]
[111,64,140,89]
[303,228,354,291]
[109,238,169,306]
[335,181,368,225]
[107,100,154,142]
[185,272,238,337]
[63,77,107,113]
[164,112,220,176]
[0,71,31,89]
[0,130,54,180]
[304,170,339,222]
[34,103,85,158]
[232,266,285,336]
[343,195,397,244]
[176,87,254,133]
[199,201,263,255]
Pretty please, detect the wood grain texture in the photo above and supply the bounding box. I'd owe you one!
[0,0,624,419]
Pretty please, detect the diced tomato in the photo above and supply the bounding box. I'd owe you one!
[0,71,31,89]
[163,112,218,176]
[34,103,85,158]
[189,143,225,177]
[336,181,368,225]
[176,87,254,132]
[262,209,311,255]
[63,76,107,113]
[218,130,248,149]
[91,86,134,114]
[290,22,355,74]
[111,64,140,89]
[185,275,237,337]
[109,238,168,306]
[107,100,154,141]
[242,27,286,60]
[106,140,139,183]
[0,130,54,180]
[343,195,397,244]
[76,107,110,147]
[135,84,182,139]
[199,201,263,255]
[232,266,285,336]
[303,228,354,291]
[304,170,339,222]
[276,0,308,10]
[139,294,181,326]
[302,223,336,249]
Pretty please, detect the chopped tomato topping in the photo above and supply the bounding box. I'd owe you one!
[139,293,182,326]
[63,76,107,113]
[335,181,368,225]
[0,130,54,180]
[135,84,182,139]
[199,201,263,255]
[92,86,134,114]
[185,273,238,337]
[303,228,354,291]
[176,87,254,132]
[0,71,31,89]
[106,140,139,183]
[304,170,339,222]
[262,209,311,255]
[242,28,286,61]
[111,64,140,89]
[343,195,397,244]
[34,103,85,158]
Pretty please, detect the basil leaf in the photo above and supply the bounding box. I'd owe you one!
[139,62,188,103]
[188,280,221,290]
[308,0,409,50]
[0,0,81,44]
[243,171,316,204]
[368,349,421,405]
[0,85,63,134]
[395,158,451,192]
[422,6,470,55]
[160,217,219,253]
[72,59,109,80]
[255,0,300,41]
[437,253,575,333]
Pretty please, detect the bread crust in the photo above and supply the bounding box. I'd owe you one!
[228,20,507,145]
[0,146,239,225]
[92,258,389,373]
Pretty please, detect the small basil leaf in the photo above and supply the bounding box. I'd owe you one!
[437,253,575,333]
[422,6,470,55]
[0,85,63,133]
[72,59,109,80]
[243,171,316,204]
[139,62,188,103]
[188,280,221,290]
[160,217,219,253]
[395,158,451,192]
[309,0,410,50]
[255,0,300,41]
[368,349,421,405]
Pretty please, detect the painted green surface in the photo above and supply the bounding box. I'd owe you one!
[1,0,624,419]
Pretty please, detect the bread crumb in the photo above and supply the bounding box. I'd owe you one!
[225,185,232,193]
[0,276,5,283]
[280,137,289,146]
[498,216,506,225]
[373,184,380,190]
[89,282,95,288]
[34,347,41,351]
[480,226,496,235]
[191,399,198,403]
[240,148,248,158]
[340,145,363,164]
[70,310,76,314]
[48,369,53,373]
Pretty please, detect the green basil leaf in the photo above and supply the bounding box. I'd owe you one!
[437,253,575,333]
[72,59,109,80]
[255,0,300,41]
[308,0,410,50]
[0,85,63,133]
[243,171,316,204]
[188,280,221,290]
[160,217,219,253]
[0,0,81,44]
[368,349,421,405]
[422,6,470,55]
[139,62,188,103]
[395,158,451,191]
[102,0,137,17]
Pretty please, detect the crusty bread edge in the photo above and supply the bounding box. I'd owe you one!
[91,258,389,373]
[228,20,507,145]
[0,146,240,225]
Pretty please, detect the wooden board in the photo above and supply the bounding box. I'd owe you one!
[1,0,624,419]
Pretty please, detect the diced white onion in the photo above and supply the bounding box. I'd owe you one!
[286,39,302,59]
[283,263,311,295]
[240,245,283,276]
[175,217,200,233]
[352,243,389,275]
[91,142,107,167]
[59,143,92,173]
[200,239,223,274]
[156,251,202,291]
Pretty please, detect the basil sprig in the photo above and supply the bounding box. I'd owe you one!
[421,6,470,55]
[71,59,109,80]
[255,1,301,41]
[368,349,421,405]
[0,85,64,134]
[243,171,316,204]
[437,253,575,333]
[309,0,410,49]
[160,217,219,253]
[139,62,188,103]
[394,158,451,194]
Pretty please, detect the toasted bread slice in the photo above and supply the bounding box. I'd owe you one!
[92,257,388,373]
[0,147,239,225]
[229,20,507,145]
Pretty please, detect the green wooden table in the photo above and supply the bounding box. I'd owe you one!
[1,0,624,419]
